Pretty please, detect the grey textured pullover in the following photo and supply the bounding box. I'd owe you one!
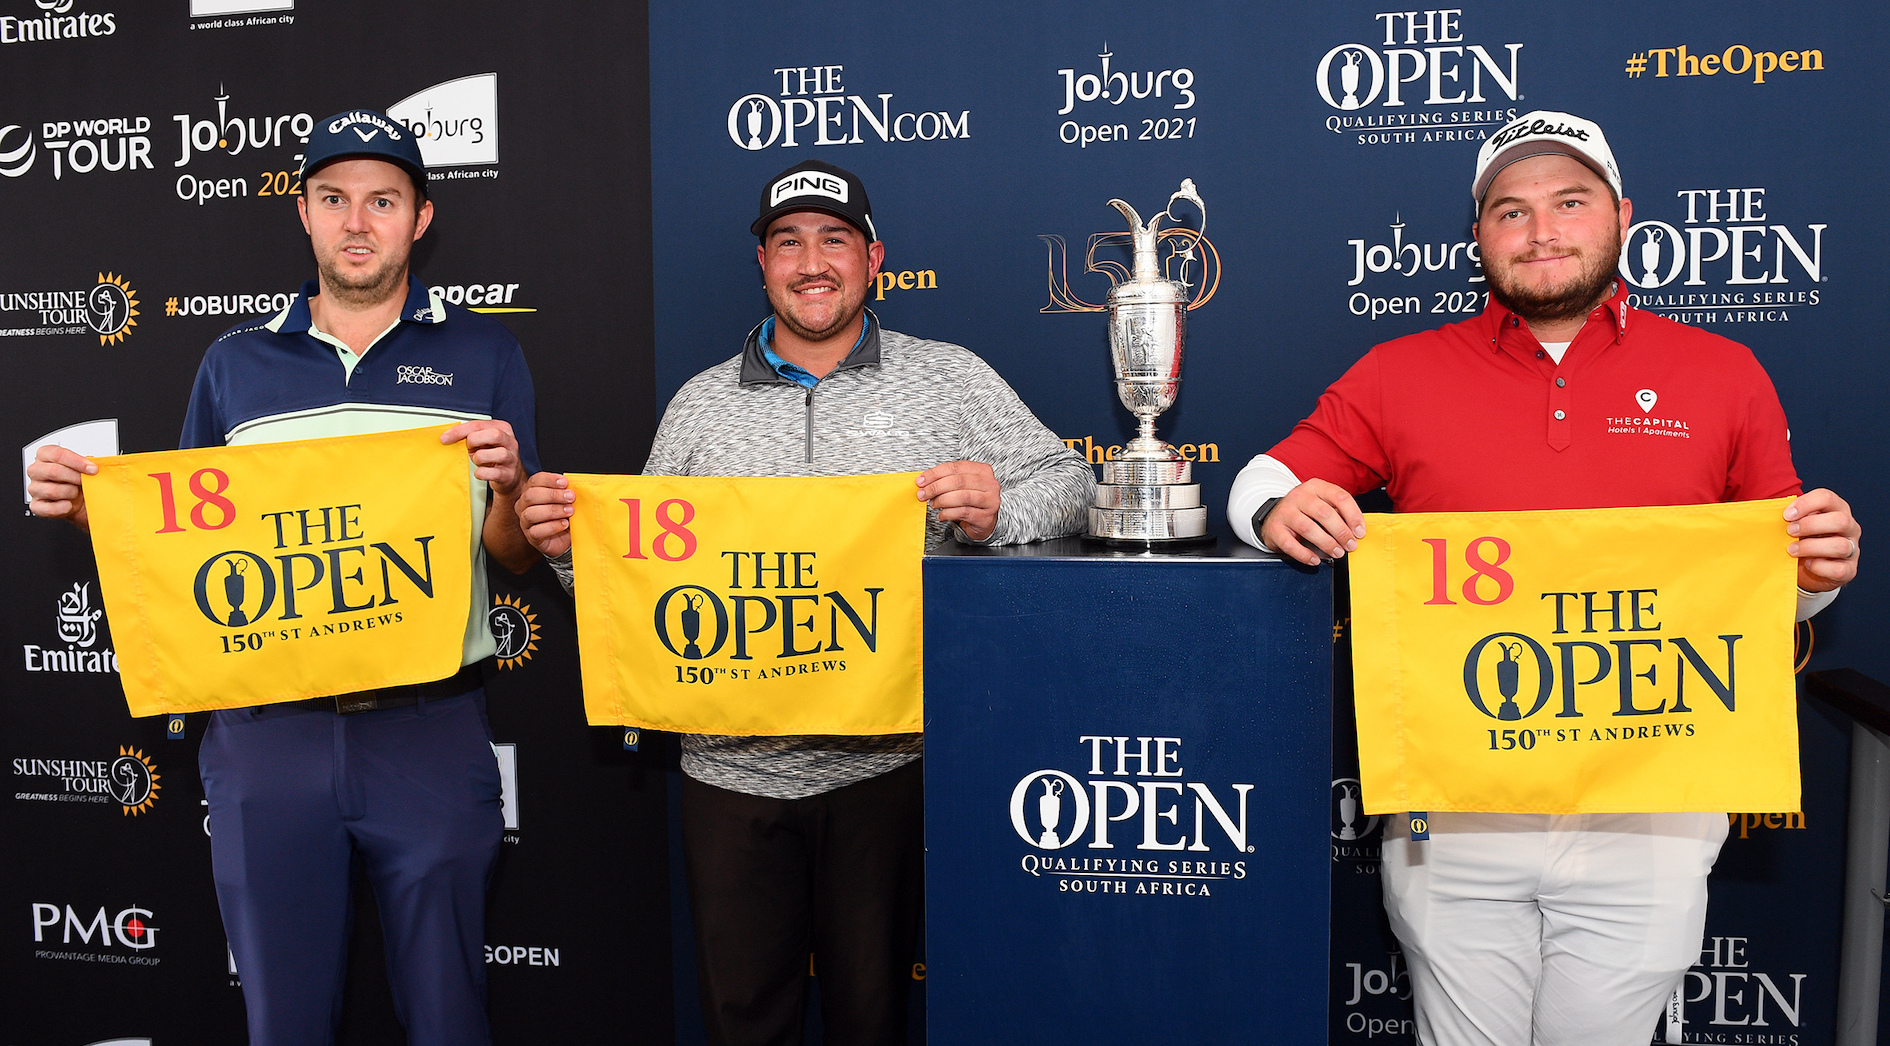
[558,311,1095,798]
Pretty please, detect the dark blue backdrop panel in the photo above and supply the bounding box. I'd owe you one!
[921,537,1332,1043]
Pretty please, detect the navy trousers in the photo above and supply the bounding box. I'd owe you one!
[199,689,503,1046]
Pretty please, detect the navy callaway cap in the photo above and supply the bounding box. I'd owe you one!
[752,159,876,241]
[300,109,429,196]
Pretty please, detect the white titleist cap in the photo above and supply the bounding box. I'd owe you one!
[1472,110,1622,204]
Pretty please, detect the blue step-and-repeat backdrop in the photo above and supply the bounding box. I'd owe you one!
[6,1,1887,1042]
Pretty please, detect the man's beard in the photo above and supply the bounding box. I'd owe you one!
[316,239,409,308]
[769,276,861,343]
[1486,227,1621,328]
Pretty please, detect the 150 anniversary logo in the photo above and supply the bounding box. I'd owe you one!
[1347,499,1799,815]
[81,427,473,716]
[566,472,924,735]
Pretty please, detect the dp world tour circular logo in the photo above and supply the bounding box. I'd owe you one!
[109,747,160,816]
[489,595,539,670]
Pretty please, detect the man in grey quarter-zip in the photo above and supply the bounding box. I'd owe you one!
[518,158,1094,1045]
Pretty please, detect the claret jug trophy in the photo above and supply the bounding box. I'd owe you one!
[1086,178,1211,546]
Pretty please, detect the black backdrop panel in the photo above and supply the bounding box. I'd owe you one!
[0,2,663,1043]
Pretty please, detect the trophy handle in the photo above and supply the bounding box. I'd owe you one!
[1156,178,1207,256]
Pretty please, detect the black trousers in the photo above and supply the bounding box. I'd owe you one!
[681,759,924,1046]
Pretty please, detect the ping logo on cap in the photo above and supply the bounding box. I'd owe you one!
[771,172,847,206]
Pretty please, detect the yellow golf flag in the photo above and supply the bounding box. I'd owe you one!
[86,427,473,717]
[1348,499,1799,815]
[568,473,926,735]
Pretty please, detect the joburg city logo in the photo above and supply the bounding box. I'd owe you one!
[489,594,539,670]
[1624,43,1824,84]
[21,418,118,509]
[13,746,160,815]
[0,272,138,342]
[1621,186,1826,327]
[727,63,970,150]
[493,741,520,834]
[1012,735,1252,899]
[189,0,294,28]
[1054,43,1198,149]
[389,73,499,176]
[1,0,118,45]
[31,901,159,963]
[1316,9,1522,147]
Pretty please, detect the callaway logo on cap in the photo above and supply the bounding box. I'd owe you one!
[752,159,877,241]
[300,107,430,197]
[1472,110,1622,205]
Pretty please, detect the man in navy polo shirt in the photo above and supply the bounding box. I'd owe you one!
[28,108,539,1046]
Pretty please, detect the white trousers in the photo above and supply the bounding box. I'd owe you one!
[1380,811,1729,1046]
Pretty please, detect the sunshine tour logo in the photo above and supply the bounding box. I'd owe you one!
[0,272,138,342]
[1316,9,1522,147]
[648,541,881,680]
[727,63,969,150]
[153,469,437,645]
[13,746,159,814]
[1439,539,1740,746]
[1011,735,1253,899]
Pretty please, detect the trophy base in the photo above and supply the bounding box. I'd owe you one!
[1086,505,1210,542]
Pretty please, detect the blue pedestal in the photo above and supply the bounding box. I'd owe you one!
[922,533,1333,1044]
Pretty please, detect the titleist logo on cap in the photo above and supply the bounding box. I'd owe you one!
[1488,116,1590,151]
[770,172,847,206]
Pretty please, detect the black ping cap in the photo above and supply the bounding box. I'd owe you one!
[751,159,876,240]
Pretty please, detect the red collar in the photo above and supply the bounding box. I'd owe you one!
[1480,281,1631,358]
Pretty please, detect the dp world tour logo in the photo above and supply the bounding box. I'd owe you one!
[0,124,34,176]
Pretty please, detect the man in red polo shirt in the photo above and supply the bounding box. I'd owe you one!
[1228,111,1860,1046]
